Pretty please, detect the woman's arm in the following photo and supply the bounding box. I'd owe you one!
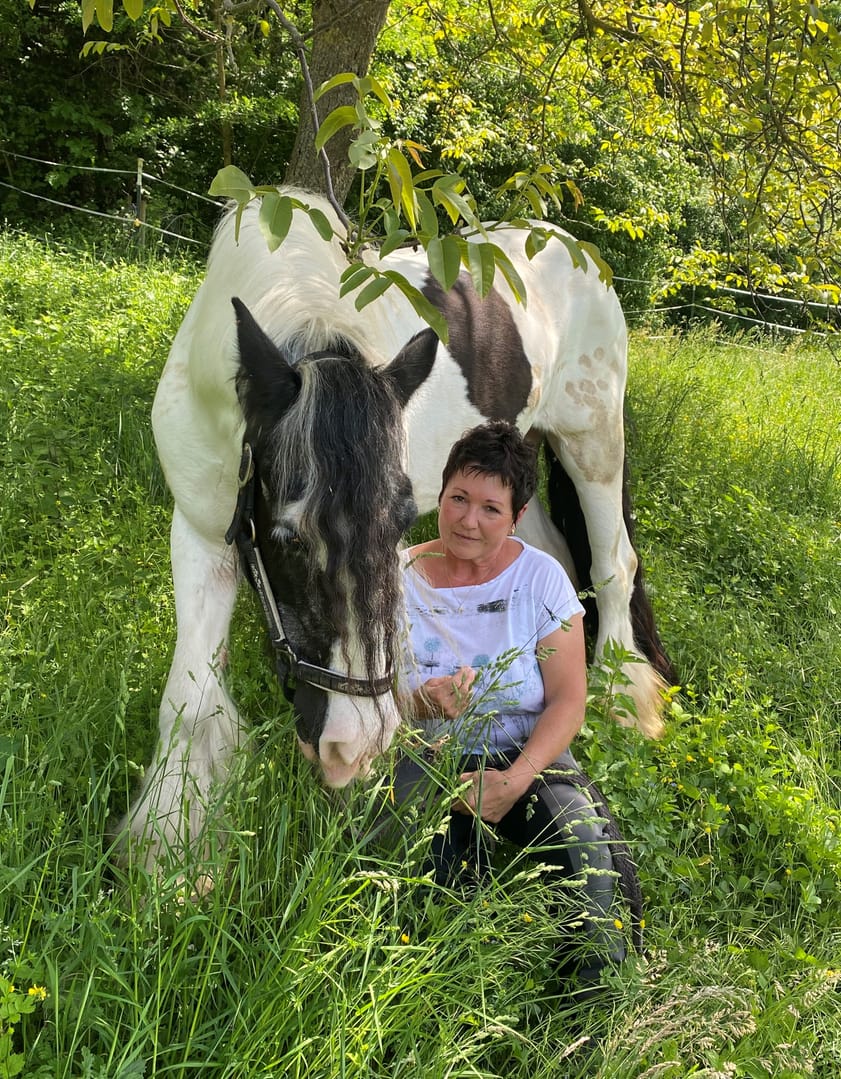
[457,613,587,823]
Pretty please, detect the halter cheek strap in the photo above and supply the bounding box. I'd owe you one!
[225,442,394,701]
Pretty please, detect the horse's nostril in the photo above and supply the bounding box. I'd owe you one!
[297,737,318,764]
[319,740,359,769]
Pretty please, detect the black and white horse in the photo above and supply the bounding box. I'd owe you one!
[125,188,673,867]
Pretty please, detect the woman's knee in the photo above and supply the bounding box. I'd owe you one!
[535,783,614,874]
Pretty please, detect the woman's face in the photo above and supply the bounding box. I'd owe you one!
[438,469,518,565]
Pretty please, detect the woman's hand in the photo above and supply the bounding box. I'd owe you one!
[453,767,533,823]
[419,666,476,719]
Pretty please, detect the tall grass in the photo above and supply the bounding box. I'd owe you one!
[1,232,839,1077]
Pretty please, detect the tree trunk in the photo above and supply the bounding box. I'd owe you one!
[284,0,391,205]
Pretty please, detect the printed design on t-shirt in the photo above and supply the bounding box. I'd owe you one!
[476,598,508,614]
[401,542,583,753]
[421,636,442,675]
[540,602,564,629]
[410,587,528,619]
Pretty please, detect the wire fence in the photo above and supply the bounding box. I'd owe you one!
[2,149,839,341]
[0,151,225,247]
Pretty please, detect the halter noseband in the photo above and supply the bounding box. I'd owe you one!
[225,442,394,702]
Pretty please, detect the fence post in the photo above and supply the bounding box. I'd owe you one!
[135,158,147,248]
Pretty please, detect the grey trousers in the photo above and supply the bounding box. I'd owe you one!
[392,747,627,967]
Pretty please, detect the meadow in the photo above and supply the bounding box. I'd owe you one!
[1,230,839,1078]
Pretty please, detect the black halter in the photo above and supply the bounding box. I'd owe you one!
[225,442,394,702]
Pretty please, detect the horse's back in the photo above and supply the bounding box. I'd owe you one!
[154,197,629,531]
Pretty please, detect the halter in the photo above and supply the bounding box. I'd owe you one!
[225,442,395,702]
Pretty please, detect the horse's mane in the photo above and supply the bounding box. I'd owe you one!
[220,188,416,700]
[210,189,392,367]
[266,338,411,696]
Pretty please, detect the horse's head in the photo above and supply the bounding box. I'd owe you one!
[231,298,436,786]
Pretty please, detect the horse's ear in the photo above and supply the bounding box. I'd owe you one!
[382,327,437,408]
[232,297,301,424]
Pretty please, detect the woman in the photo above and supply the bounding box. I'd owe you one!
[396,420,626,985]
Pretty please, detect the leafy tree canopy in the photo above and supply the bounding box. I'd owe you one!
[374,0,841,307]
[11,0,841,314]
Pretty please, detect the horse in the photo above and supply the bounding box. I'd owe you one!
[123,187,674,869]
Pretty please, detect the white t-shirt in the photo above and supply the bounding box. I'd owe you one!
[400,539,585,754]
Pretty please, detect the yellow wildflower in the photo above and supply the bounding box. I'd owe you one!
[28,985,48,1001]
[400,933,410,944]
[613,918,624,931]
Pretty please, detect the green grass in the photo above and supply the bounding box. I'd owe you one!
[1,231,840,1077]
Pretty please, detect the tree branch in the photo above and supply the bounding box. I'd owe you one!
[576,0,641,44]
[172,0,223,43]
[263,0,351,230]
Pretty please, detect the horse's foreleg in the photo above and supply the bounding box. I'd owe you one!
[548,433,665,738]
[122,507,241,870]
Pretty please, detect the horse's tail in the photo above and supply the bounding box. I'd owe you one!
[545,441,676,685]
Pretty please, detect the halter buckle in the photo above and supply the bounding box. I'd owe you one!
[237,442,254,488]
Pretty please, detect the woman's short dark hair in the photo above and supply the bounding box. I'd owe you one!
[439,421,537,517]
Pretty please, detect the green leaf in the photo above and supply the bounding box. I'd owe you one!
[386,148,416,229]
[378,229,411,258]
[416,190,439,240]
[431,178,476,227]
[465,242,496,297]
[426,235,462,291]
[549,230,588,272]
[388,276,449,344]
[208,165,255,203]
[81,0,96,33]
[487,244,526,304]
[356,74,392,110]
[314,106,358,151]
[523,187,545,218]
[315,73,357,101]
[531,172,560,202]
[258,193,293,253]
[4,1051,25,1078]
[207,167,257,242]
[122,0,143,18]
[578,240,614,287]
[348,130,380,170]
[524,229,548,260]
[306,208,334,242]
[95,0,113,31]
[339,263,375,297]
[354,275,393,310]
[379,203,400,234]
[412,169,444,185]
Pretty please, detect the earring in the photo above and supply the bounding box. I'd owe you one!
[510,524,517,535]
